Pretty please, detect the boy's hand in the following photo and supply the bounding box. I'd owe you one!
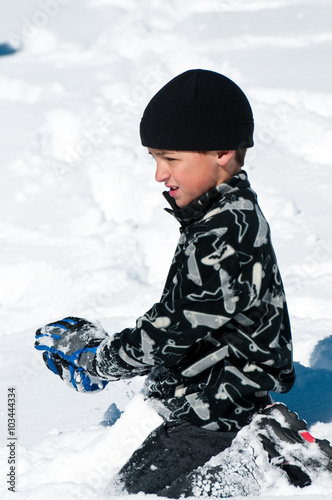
[42,351,108,392]
[35,316,109,392]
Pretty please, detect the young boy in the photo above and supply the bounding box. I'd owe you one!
[35,70,330,496]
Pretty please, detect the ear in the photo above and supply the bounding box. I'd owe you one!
[216,150,236,167]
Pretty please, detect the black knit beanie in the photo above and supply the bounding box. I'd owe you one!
[140,69,254,151]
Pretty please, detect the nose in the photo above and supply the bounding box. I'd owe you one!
[155,160,170,183]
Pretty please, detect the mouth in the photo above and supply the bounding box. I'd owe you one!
[166,185,179,194]
[167,186,179,197]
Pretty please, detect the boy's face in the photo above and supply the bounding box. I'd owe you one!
[148,149,233,207]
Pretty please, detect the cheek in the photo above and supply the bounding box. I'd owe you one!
[187,178,210,198]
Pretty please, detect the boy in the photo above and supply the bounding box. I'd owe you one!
[35,70,330,496]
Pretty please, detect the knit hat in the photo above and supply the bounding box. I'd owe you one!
[140,69,254,151]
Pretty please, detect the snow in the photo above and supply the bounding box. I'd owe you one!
[0,0,332,497]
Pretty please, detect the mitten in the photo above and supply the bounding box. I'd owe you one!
[42,351,108,392]
[35,316,109,392]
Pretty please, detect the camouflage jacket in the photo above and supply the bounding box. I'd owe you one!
[95,171,295,431]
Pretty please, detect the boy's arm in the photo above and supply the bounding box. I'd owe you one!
[94,227,285,380]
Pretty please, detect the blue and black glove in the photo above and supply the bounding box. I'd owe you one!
[35,317,109,392]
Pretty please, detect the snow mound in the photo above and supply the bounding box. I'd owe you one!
[310,335,332,372]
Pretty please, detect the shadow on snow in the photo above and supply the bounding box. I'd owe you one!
[272,335,332,426]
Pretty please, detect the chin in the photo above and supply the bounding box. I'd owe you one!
[175,200,187,208]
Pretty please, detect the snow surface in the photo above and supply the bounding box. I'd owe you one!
[0,0,332,498]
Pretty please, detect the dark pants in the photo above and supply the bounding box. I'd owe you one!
[115,420,237,497]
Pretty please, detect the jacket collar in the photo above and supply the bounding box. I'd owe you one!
[163,170,250,228]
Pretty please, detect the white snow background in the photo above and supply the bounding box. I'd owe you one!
[0,0,332,498]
